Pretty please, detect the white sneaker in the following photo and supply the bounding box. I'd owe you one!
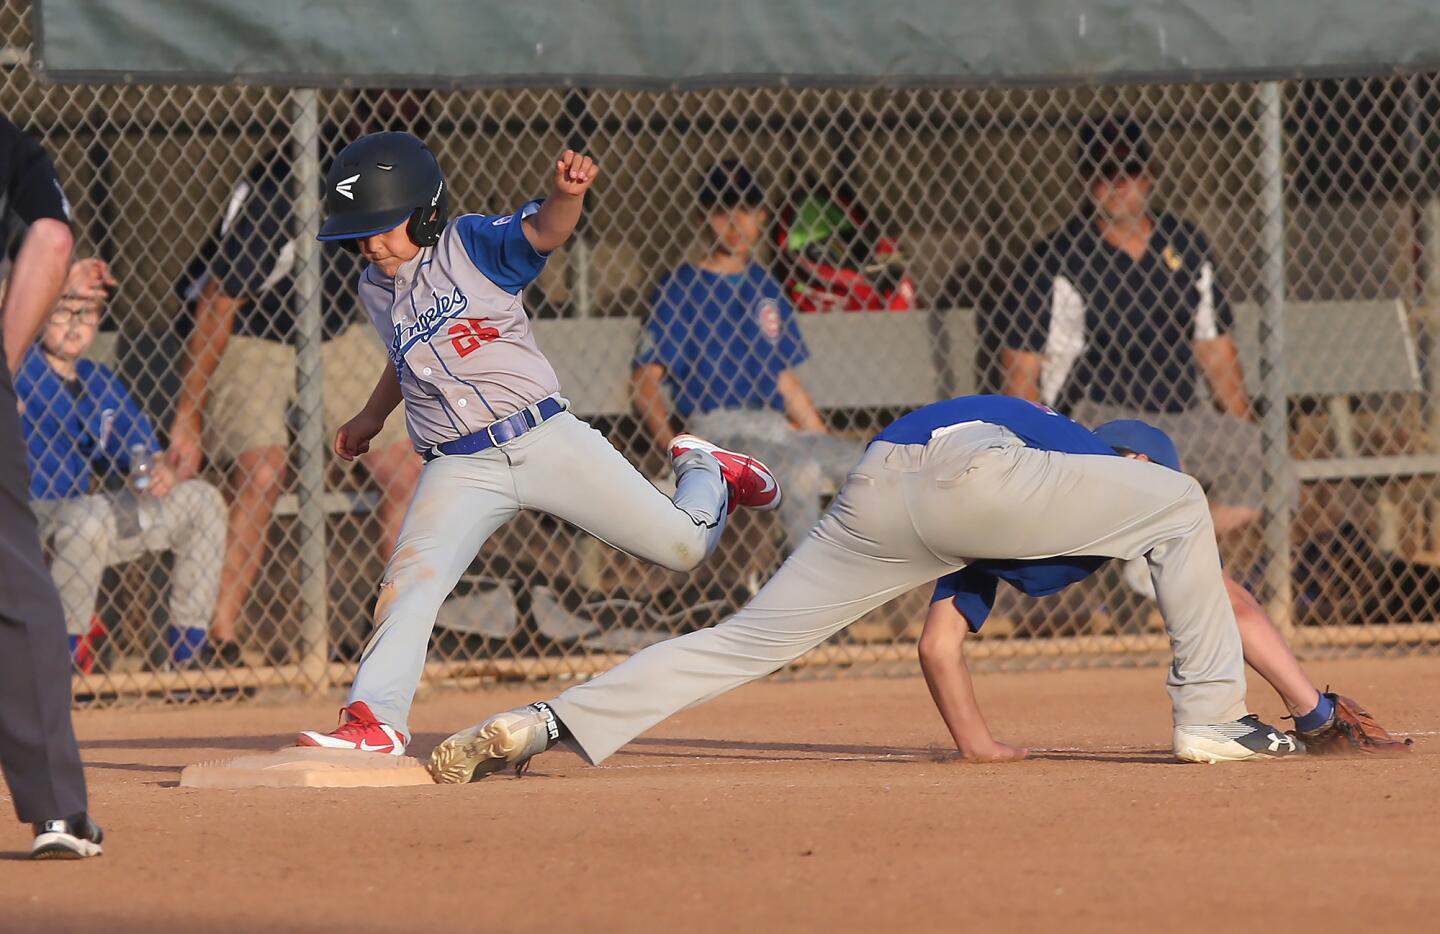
[31,814,104,860]
[1174,714,1305,763]
[429,702,560,783]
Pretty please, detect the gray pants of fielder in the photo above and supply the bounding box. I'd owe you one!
[351,408,729,736]
[0,365,87,823]
[550,423,1249,764]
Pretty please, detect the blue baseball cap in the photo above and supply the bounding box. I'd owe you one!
[699,160,764,209]
[1092,419,1182,472]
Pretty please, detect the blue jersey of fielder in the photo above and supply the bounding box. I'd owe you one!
[357,202,557,451]
[874,395,1124,631]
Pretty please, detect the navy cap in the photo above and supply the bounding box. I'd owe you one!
[699,160,764,209]
[1093,419,1182,472]
[1078,117,1153,180]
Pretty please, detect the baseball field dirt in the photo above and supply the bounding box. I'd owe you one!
[3,655,1436,933]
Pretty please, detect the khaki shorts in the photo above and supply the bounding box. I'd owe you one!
[205,323,410,463]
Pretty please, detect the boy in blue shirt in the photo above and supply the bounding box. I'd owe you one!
[632,161,862,553]
[18,267,227,670]
[433,395,1409,780]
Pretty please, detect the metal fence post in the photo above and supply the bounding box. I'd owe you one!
[1258,81,1294,634]
[291,89,331,690]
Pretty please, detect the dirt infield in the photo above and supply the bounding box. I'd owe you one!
[3,656,1436,933]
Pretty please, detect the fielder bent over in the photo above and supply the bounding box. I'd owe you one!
[432,394,1322,778]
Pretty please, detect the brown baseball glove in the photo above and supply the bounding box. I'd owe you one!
[1295,692,1413,756]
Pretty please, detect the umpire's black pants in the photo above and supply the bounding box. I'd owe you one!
[0,363,87,823]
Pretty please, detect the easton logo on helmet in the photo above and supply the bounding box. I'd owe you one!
[318,132,450,249]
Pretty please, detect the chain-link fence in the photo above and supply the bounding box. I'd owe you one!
[4,3,1439,706]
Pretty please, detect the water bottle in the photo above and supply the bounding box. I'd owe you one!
[112,444,158,539]
[129,443,155,493]
[112,488,142,539]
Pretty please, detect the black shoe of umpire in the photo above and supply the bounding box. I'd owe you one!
[30,813,104,860]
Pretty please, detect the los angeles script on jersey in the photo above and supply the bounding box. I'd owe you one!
[389,286,500,370]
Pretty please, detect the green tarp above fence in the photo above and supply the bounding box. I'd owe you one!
[34,0,1440,88]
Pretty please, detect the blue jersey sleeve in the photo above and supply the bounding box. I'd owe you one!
[931,567,999,633]
[90,365,159,470]
[636,272,690,374]
[455,202,548,295]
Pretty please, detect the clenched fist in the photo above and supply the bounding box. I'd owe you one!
[552,150,599,198]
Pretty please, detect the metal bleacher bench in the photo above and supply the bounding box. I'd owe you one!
[535,313,962,416]
[1228,299,1434,481]
[176,297,1421,520]
[538,300,1433,483]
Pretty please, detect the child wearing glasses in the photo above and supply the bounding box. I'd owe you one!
[16,259,228,671]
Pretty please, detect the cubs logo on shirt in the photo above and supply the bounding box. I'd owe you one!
[757,298,783,342]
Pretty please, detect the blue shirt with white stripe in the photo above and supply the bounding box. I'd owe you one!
[1003,213,1232,413]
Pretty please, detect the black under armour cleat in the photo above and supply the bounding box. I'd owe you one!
[1173,714,1306,764]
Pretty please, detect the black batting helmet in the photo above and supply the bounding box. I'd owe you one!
[317,132,448,249]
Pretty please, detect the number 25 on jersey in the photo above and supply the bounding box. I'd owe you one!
[448,318,501,358]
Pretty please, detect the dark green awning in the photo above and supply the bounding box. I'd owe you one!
[35,0,1440,89]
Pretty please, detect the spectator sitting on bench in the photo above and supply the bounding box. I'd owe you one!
[17,259,227,671]
[165,147,422,657]
[1000,117,1265,539]
[633,161,862,555]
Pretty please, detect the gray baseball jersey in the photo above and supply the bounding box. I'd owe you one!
[357,203,561,450]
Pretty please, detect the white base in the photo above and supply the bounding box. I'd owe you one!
[181,747,435,788]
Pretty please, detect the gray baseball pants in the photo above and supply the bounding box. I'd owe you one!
[549,422,1249,765]
[350,407,729,735]
[0,364,87,823]
[33,480,226,635]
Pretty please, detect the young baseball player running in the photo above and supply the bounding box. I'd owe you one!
[296,133,780,754]
[430,395,1410,780]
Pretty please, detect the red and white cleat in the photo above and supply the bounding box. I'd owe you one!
[670,434,783,514]
[296,701,408,756]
